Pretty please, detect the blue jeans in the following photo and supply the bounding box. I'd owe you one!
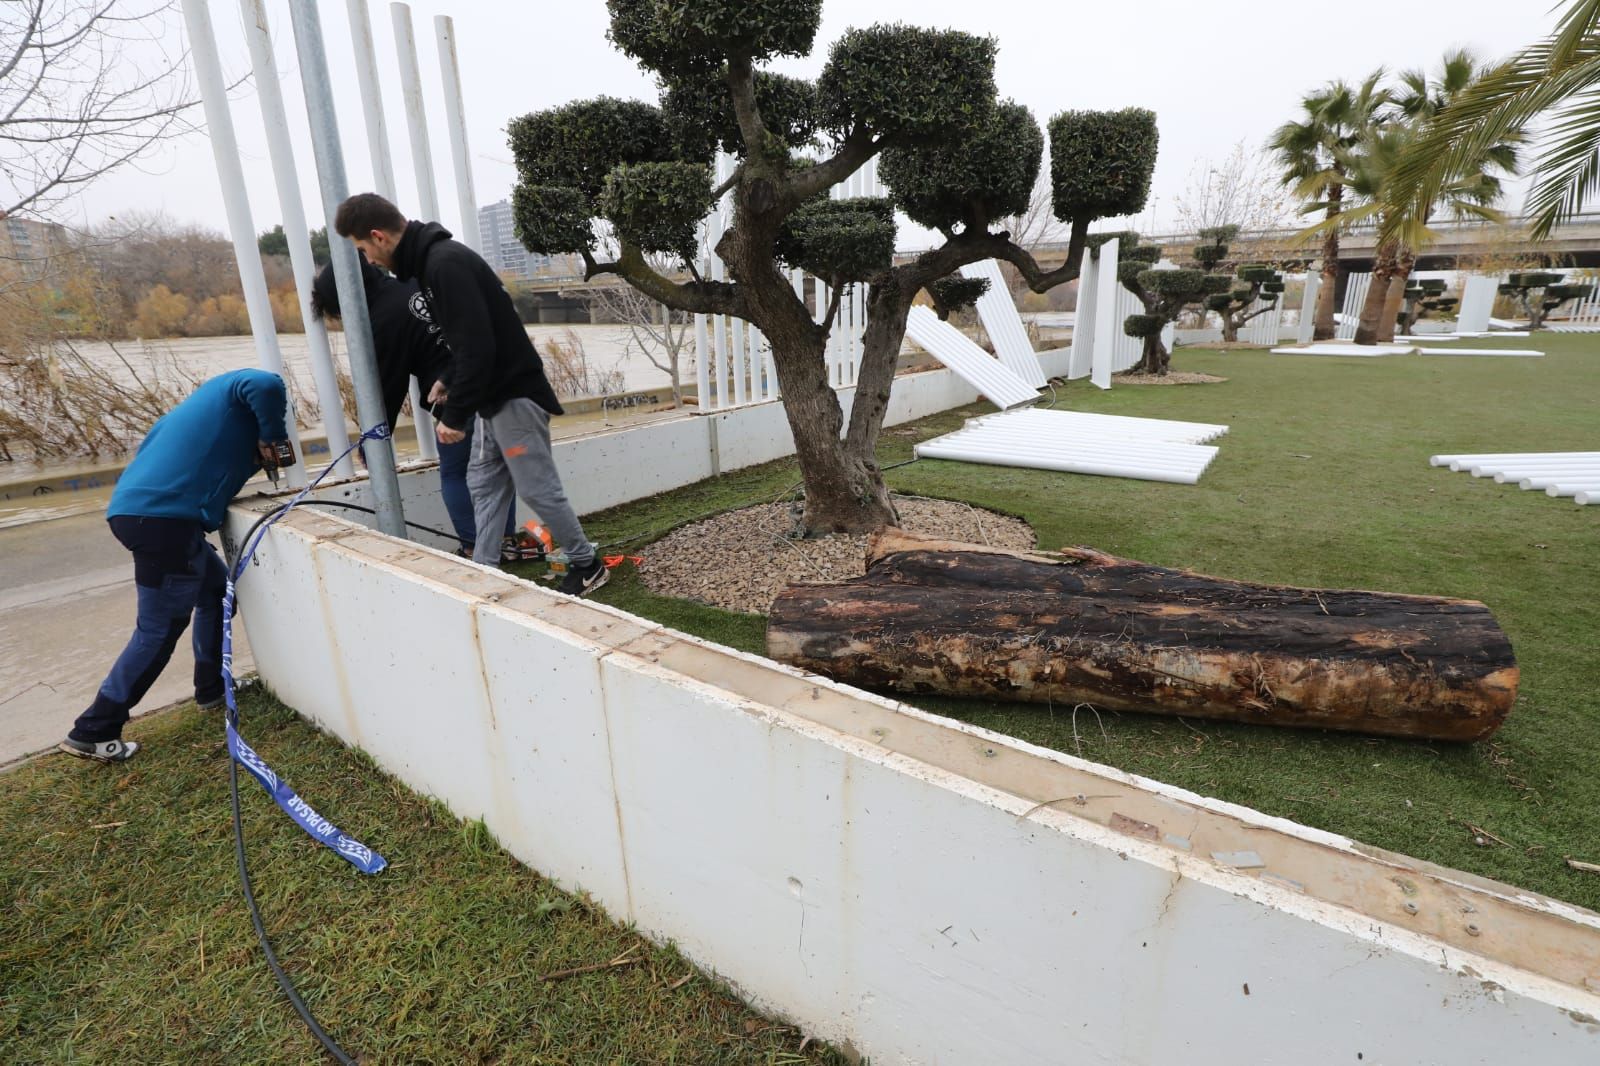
[70,516,227,743]
[438,421,514,551]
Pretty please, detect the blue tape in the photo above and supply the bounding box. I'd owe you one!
[222,425,391,875]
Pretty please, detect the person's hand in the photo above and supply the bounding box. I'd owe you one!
[427,381,448,405]
[436,422,466,445]
[257,441,279,469]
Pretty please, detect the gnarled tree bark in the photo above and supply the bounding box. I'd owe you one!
[767,531,1518,742]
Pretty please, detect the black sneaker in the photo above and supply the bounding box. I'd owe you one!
[59,737,141,763]
[557,557,610,598]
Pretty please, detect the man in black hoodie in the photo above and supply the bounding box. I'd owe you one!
[332,193,607,597]
[308,258,519,560]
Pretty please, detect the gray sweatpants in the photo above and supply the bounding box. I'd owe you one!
[467,398,593,567]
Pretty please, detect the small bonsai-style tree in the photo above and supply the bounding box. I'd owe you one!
[1498,271,1596,330]
[1204,264,1284,343]
[509,2,1159,534]
[1120,235,1228,376]
[1189,224,1239,274]
[1396,277,1453,335]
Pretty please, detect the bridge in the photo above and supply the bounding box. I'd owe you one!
[509,213,1600,319]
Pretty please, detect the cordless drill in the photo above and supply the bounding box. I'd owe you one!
[262,439,295,487]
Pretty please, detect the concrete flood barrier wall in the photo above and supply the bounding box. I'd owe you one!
[224,505,1600,1065]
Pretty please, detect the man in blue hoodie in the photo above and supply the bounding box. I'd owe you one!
[59,369,290,764]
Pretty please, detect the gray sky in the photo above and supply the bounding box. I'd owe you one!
[69,0,1559,245]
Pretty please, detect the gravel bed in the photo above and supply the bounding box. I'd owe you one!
[638,496,1035,615]
[1112,371,1227,385]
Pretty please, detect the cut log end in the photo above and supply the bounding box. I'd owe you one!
[769,530,1518,743]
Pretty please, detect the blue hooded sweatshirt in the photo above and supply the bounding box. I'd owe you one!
[108,369,289,532]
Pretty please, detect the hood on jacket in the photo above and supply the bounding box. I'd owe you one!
[392,220,452,282]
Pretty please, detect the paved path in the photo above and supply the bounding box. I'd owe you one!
[0,506,252,768]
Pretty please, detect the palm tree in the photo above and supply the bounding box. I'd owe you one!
[1387,0,1600,242]
[1366,52,1519,341]
[1299,52,1517,345]
[1269,73,1387,341]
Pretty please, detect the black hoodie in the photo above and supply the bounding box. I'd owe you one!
[390,220,563,430]
[313,257,450,428]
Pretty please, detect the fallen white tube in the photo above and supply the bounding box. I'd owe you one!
[1544,482,1600,498]
[1576,491,1600,505]
[1431,451,1600,467]
[1520,470,1600,490]
[914,440,1209,484]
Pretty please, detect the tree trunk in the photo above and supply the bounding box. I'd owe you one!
[767,531,1518,742]
[1377,248,1415,343]
[1353,239,1400,346]
[717,192,897,536]
[1313,185,1343,341]
[1130,333,1168,375]
[1220,313,1239,344]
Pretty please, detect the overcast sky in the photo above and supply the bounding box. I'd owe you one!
[68,0,1560,246]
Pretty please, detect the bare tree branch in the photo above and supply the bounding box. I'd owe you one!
[1,0,201,220]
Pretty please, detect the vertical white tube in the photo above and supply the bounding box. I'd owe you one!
[434,15,481,253]
[180,0,307,486]
[345,0,397,199]
[241,0,353,477]
[390,4,440,220]
[730,306,747,406]
[345,0,435,460]
[693,313,709,409]
[287,0,408,536]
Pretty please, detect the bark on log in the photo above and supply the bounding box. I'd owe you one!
[766,530,1518,742]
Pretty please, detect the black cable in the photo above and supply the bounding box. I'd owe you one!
[224,502,355,1064]
[299,499,467,544]
[229,756,356,1065]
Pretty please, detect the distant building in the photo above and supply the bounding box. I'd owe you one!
[0,214,67,265]
[477,199,578,282]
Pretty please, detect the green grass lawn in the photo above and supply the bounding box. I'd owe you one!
[0,694,849,1064]
[574,334,1600,912]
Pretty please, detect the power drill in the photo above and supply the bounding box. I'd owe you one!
[263,439,295,487]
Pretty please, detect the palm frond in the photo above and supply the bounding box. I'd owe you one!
[1525,87,1600,237]
[1550,0,1600,66]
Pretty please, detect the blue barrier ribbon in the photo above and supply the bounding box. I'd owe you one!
[222,425,393,875]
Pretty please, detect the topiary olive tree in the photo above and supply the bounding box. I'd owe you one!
[1497,271,1596,330]
[1396,277,1453,335]
[508,2,1158,534]
[1113,230,1222,371]
[1204,264,1284,344]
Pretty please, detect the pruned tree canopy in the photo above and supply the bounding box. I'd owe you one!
[926,273,990,318]
[1048,109,1159,222]
[774,197,895,284]
[662,70,821,159]
[879,100,1042,233]
[817,25,998,141]
[606,0,825,76]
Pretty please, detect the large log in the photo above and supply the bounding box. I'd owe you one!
[766,530,1518,742]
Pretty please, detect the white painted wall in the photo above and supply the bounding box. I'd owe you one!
[226,509,1600,1066]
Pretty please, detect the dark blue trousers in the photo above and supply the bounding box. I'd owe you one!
[70,516,227,743]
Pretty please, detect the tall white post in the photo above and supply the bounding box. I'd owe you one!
[288,0,407,538]
[434,15,481,253]
[1298,271,1322,345]
[241,0,353,477]
[345,0,397,199]
[180,0,307,486]
[1091,239,1120,390]
[346,0,436,461]
[391,4,440,220]
[1069,246,1099,380]
[693,313,709,408]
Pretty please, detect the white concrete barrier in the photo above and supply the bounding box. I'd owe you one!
[226,506,1600,1066]
[302,352,1073,548]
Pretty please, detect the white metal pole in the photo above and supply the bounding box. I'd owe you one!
[241,0,353,478]
[288,0,408,538]
[391,3,440,220]
[345,0,397,199]
[434,15,481,253]
[180,0,307,487]
[345,0,436,462]
[693,313,710,409]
